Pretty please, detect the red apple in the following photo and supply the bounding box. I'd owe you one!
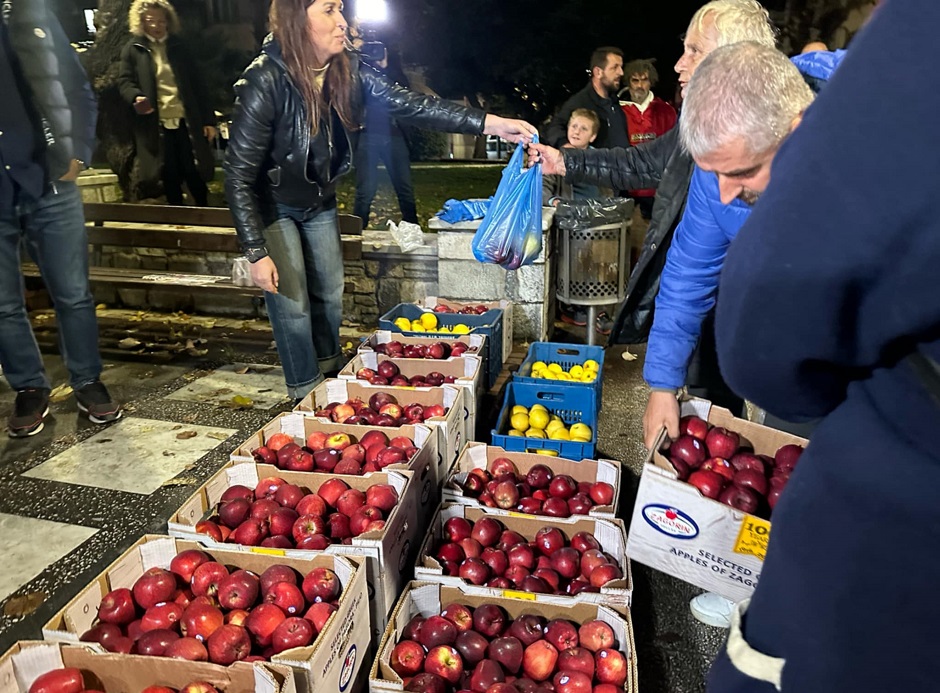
[534,527,566,556]
[271,616,314,653]
[588,482,614,505]
[206,624,251,665]
[180,602,224,642]
[164,636,209,661]
[455,629,489,666]
[302,567,341,603]
[391,639,426,678]
[441,602,474,632]
[444,517,473,542]
[217,570,260,611]
[303,601,337,634]
[571,531,601,554]
[419,614,458,649]
[522,640,559,682]
[588,563,623,588]
[471,603,506,639]
[687,469,726,500]
[305,430,329,450]
[701,457,734,482]
[544,619,579,652]
[317,478,350,508]
[669,435,707,468]
[594,648,628,686]
[548,475,578,500]
[246,603,287,647]
[135,628,180,656]
[97,588,136,625]
[266,432,294,451]
[775,443,804,471]
[553,670,593,693]
[679,415,709,441]
[140,602,184,633]
[404,673,447,693]
[459,557,491,585]
[719,484,761,513]
[26,668,85,693]
[170,550,212,584]
[260,564,298,595]
[470,517,503,547]
[79,623,122,650]
[254,476,287,500]
[133,568,177,609]
[557,646,595,678]
[265,581,306,615]
[705,427,741,460]
[195,520,224,542]
[424,645,464,684]
[578,620,615,652]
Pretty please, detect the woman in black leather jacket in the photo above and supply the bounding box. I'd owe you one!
[225,0,535,401]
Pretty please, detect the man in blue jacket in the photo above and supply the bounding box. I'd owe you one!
[0,0,122,435]
[710,2,940,690]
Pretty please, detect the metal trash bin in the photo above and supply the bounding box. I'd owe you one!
[554,198,634,345]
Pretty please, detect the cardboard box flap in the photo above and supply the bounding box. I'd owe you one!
[10,643,64,692]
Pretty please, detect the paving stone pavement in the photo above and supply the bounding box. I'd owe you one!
[0,341,723,691]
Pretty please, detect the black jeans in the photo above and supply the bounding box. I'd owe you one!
[353,132,417,226]
[162,119,207,207]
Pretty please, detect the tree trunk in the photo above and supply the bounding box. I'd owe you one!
[84,0,141,201]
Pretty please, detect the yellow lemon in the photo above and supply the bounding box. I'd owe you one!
[582,374,596,383]
[510,412,529,432]
[409,322,426,332]
[507,429,524,437]
[569,365,584,378]
[557,372,571,381]
[547,363,563,374]
[540,371,555,380]
[525,428,546,439]
[570,423,593,440]
[531,404,548,413]
[512,405,529,416]
[419,312,438,330]
[535,449,559,457]
[583,359,599,372]
[394,317,411,331]
[528,408,550,430]
[453,324,470,334]
[549,428,571,441]
[532,361,547,373]
[545,419,566,435]
[551,414,563,423]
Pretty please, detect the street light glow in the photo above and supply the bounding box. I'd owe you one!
[356,0,389,24]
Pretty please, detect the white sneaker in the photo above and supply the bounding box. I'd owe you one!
[690,592,735,628]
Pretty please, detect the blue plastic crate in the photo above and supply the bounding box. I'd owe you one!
[379,303,503,389]
[491,381,597,460]
[514,342,605,405]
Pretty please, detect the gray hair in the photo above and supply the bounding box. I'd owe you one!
[691,0,777,48]
[680,42,815,159]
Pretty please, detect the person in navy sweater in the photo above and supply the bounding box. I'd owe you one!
[709,1,940,690]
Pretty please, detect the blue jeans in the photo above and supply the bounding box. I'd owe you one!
[353,132,417,226]
[0,182,102,391]
[264,205,345,400]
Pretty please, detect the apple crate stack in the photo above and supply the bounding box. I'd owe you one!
[379,302,507,390]
[627,397,808,604]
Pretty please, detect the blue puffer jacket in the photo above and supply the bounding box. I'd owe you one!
[642,51,845,390]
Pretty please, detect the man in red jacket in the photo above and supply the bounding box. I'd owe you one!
[619,59,677,220]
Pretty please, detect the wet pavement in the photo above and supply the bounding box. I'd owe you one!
[0,329,723,692]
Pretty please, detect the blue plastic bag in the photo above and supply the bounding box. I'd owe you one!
[471,136,542,270]
[436,198,493,224]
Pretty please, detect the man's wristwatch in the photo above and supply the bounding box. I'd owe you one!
[244,246,269,263]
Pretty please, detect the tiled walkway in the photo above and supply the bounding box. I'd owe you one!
[0,343,723,693]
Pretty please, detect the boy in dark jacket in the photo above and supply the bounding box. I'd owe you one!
[709,2,940,690]
[0,0,121,435]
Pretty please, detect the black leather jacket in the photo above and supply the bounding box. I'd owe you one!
[562,127,694,345]
[225,37,486,250]
[3,0,96,182]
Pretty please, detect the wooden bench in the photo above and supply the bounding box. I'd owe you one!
[22,202,363,310]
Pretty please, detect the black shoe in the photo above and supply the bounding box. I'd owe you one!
[596,312,614,336]
[560,307,588,327]
[75,381,122,424]
[8,388,51,438]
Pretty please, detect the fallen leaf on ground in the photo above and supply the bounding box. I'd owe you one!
[181,413,198,423]
[621,351,638,361]
[118,337,142,349]
[176,430,198,440]
[4,591,46,618]
[206,431,230,441]
[49,384,73,402]
[234,365,251,375]
[230,395,254,409]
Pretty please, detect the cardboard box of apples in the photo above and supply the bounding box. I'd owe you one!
[40,536,369,693]
[626,398,808,603]
[442,443,621,521]
[294,379,467,487]
[415,504,632,614]
[167,462,415,640]
[421,297,514,369]
[369,581,637,693]
[340,354,484,441]
[0,641,296,693]
[228,412,438,523]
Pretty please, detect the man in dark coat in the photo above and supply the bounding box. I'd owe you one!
[0,0,121,435]
[544,46,628,150]
[118,0,215,205]
[709,2,940,690]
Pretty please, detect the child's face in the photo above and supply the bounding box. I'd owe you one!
[567,116,597,149]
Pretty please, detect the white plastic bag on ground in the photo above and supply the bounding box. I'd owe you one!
[387,219,425,253]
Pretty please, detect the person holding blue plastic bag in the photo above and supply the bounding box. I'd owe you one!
[225,0,536,403]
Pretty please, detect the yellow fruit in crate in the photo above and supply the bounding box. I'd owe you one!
[507,429,523,437]
[394,317,411,331]
[525,429,546,439]
[570,422,593,441]
[512,405,529,416]
[420,312,438,330]
[549,428,571,441]
[510,412,529,432]
[530,404,548,413]
[582,373,596,383]
[545,419,566,435]
[547,363,563,374]
[535,449,559,457]
[528,408,550,431]
[532,360,547,373]
[551,414,563,422]
[453,324,470,334]
[410,322,426,332]
[584,359,599,372]
[569,364,584,378]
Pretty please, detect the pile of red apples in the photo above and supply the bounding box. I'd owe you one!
[311,391,448,427]
[77,554,344,666]
[455,458,614,518]
[390,602,628,693]
[429,516,623,596]
[252,426,418,476]
[356,360,460,388]
[194,476,399,549]
[433,304,492,315]
[665,415,804,517]
[28,669,223,693]
[373,339,477,359]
